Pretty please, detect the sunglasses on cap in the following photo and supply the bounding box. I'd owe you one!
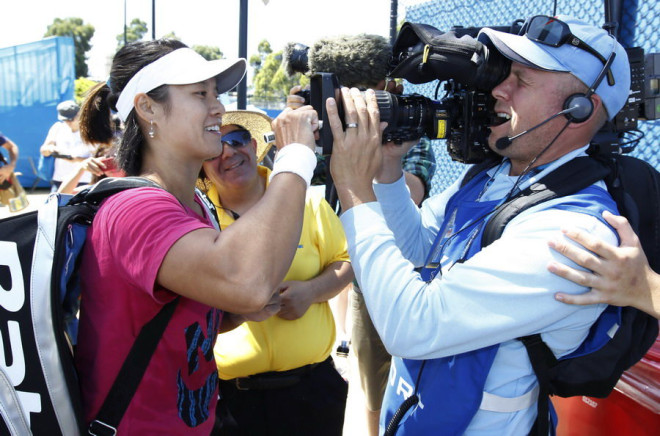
[221,130,252,149]
[520,15,615,86]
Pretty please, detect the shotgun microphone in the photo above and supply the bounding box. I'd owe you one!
[495,105,582,150]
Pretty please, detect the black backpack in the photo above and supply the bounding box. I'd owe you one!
[0,177,183,436]
[466,154,660,435]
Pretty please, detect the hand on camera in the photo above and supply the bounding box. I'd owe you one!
[286,85,308,110]
[327,87,386,208]
[272,106,319,152]
[382,79,404,95]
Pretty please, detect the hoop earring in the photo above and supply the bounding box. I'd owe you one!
[148,120,156,139]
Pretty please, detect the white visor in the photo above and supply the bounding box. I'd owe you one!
[116,48,247,122]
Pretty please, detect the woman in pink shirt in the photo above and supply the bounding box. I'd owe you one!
[75,39,319,434]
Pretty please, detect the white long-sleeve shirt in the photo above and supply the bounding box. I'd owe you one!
[340,147,617,434]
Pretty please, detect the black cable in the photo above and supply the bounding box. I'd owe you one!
[384,361,427,436]
[618,129,644,153]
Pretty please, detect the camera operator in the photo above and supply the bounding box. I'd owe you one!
[327,15,630,435]
[285,33,435,435]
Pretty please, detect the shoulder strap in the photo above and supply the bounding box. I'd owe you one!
[68,177,159,206]
[479,156,610,436]
[519,334,557,436]
[66,176,173,435]
[88,298,180,435]
[460,156,502,188]
[195,187,221,231]
[482,156,610,247]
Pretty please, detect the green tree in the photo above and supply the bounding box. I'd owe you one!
[161,31,181,41]
[44,17,95,78]
[74,77,100,104]
[193,45,223,61]
[252,51,302,99]
[116,18,148,48]
[250,39,273,77]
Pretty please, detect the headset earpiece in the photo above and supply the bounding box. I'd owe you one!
[563,93,594,123]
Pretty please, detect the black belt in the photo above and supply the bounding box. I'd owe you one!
[224,357,329,391]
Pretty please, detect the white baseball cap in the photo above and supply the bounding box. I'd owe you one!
[479,15,631,119]
[116,48,247,122]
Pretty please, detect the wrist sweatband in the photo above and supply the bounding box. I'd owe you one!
[0,134,6,146]
[269,143,317,187]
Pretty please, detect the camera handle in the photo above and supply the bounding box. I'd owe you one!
[309,73,344,211]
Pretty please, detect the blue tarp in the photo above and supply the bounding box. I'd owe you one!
[0,36,75,189]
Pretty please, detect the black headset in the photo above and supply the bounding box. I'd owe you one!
[562,39,618,123]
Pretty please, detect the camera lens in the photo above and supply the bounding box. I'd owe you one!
[376,91,449,144]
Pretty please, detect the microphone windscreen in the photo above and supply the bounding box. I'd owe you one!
[282,42,310,77]
[495,136,512,150]
[283,34,392,88]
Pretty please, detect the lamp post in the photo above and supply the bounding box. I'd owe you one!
[390,0,398,46]
[152,0,156,40]
[123,0,127,45]
[237,0,248,109]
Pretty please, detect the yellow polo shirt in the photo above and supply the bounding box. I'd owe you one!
[211,167,350,379]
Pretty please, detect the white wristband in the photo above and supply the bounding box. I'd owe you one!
[269,143,317,188]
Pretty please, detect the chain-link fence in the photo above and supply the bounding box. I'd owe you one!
[400,0,659,195]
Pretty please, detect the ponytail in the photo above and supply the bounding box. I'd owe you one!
[79,83,114,145]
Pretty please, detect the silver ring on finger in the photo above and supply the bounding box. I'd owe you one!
[346,123,358,128]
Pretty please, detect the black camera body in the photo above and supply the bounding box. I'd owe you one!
[309,21,658,163]
[308,22,513,163]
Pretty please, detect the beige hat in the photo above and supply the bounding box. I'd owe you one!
[222,110,275,163]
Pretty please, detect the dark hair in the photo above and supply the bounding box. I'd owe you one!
[78,39,187,176]
[80,83,114,145]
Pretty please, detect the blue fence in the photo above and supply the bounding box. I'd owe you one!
[401,0,659,195]
[0,36,75,189]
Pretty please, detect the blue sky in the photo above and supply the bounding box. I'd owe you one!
[5,0,403,79]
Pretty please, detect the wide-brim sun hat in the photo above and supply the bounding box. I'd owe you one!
[116,48,247,122]
[222,110,275,163]
[478,15,630,119]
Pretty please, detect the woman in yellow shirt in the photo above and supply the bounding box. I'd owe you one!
[202,111,354,436]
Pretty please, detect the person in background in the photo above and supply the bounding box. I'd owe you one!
[57,91,127,194]
[285,34,435,434]
[0,132,19,188]
[548,210,660,319]
[74,39,318,434]
[0,132,26,211]
[55,144,123,194]
[39,100,96,192]
[202,111,353,436]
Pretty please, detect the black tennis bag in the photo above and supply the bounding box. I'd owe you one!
[0,177,180,435]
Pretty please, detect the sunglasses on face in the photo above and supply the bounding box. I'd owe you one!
[521,15,615,86]
[221,130,251,149]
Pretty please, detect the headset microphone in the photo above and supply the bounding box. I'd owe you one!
[495,105,584,150]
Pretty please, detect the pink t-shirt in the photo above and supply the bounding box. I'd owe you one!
[76,187,222,434]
